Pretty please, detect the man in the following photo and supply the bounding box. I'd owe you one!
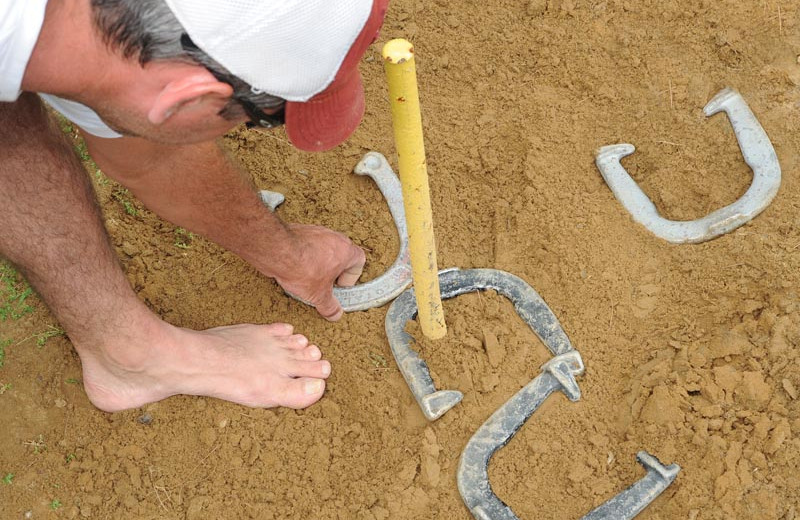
[0,0,388,412]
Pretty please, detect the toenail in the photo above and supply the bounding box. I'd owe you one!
[305,379,324,395]
[322,361,331,377]
[309,346,322,360]
[277,323,293,334]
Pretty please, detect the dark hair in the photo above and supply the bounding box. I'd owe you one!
[90,0,284,118]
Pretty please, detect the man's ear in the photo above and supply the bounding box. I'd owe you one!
[147,70,234,125]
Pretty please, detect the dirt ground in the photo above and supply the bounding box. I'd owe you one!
[2,0,800,518]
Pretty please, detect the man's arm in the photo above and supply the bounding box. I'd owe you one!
[83,133,365,321]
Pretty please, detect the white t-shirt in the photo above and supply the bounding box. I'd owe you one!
[0,0,48,101]
[1,0,121,138]
[40,94,122,138]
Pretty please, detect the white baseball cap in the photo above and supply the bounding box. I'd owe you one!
[164,0,389,151]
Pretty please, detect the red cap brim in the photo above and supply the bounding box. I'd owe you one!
[285,69,365,152]
[285,0,388,152]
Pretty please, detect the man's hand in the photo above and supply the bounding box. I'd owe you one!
[272,223,366,321]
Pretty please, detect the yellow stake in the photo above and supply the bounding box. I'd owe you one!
[383,38,446,340]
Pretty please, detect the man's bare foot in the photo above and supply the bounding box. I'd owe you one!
[76,322,331,412]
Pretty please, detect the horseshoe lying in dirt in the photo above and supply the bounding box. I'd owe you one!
[457,350,680,520]
[260,152,412,311]
[595,87,781,244]
[385,268,575,420]
[457,350,585,520]
[461,432,679,520]
[581,451,680,520]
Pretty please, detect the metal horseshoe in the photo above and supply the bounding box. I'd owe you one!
[260,151,412,311]
[457,362,680,520]
[385,268,575,421]
[581,451,680,520]
[595,87,781,244]
[457,350,585,520]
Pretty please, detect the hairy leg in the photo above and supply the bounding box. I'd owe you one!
[0,95,330,412]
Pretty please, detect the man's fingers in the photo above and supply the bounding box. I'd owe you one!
[317,247,362,320]
[336,248,366,287]
[315,293,344,322]
[336,264,363,287]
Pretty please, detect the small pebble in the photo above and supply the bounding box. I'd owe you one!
[137,413,153,425]
[782,379,797,400]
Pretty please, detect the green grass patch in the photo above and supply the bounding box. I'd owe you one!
[368,351,388,369]
[35,326,65,347]
[0,339,10,368]
[111,188,138,216]
[56,113,91,162]
[0,262,34,321]
[173,227,195,249]
[94,169,110,186]
[24,434,46,455]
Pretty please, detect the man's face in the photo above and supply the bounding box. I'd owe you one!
[91,98,247,145]
[82,61,255,145]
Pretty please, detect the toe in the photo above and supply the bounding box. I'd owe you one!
[263,323,294,336]
[283,356,331,379]
[320,360,331,377]
[278,377,326,409]
[302,345,322,361]
[283,334,309,349]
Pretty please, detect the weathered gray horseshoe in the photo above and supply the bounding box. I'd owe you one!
[461,441,679,520]
[581,451,680,520]
[385,268,575,421]
[595,87,781,244]
[457,350,585,520]
[457,358,679,520]
[261,152,412,311]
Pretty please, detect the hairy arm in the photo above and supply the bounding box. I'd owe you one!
[83,133,364,321]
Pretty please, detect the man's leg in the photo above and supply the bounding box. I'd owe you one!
[0,95,330,412]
